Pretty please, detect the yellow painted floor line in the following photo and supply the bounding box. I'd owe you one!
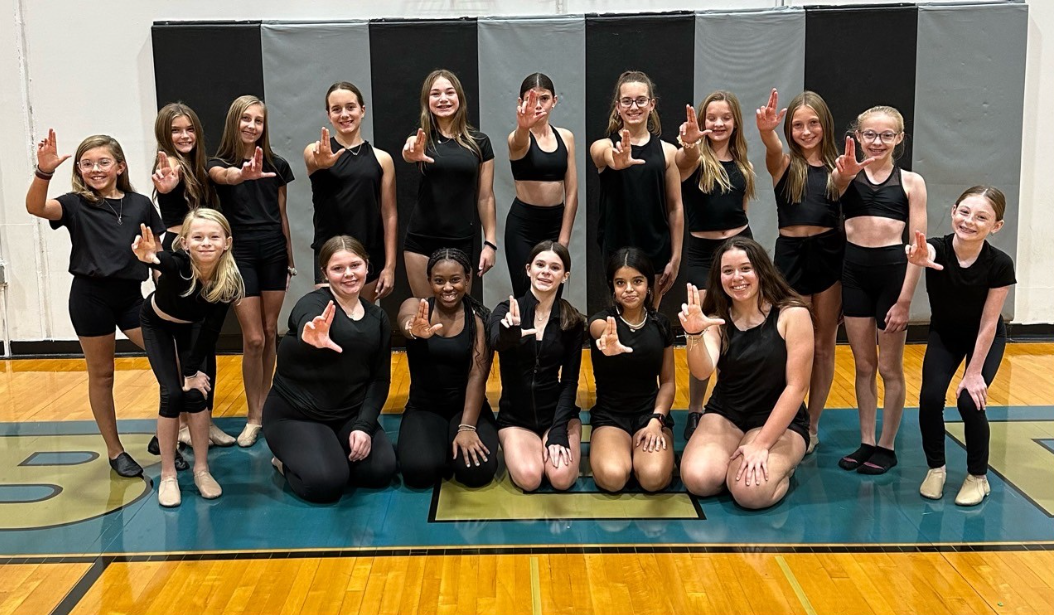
[776,555,818,615]
[530,556,542,615]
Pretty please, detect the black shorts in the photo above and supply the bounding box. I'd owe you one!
[403,232,473,261]
[842,243,907,329]
[496,409,582,437]
[589,408,673,435]
[703,403,810,449]
[685,227,753,287]
[313,246,381,285]
[773,229,845,296]
[232,228,288,297]
[68,276,144,337]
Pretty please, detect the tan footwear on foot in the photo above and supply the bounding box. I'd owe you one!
[237,423,262,447]
[209,423,236,447]
[158,477,181,507]
[954,474,990,506]
[177,425,193,447]
[805,431,819,455]
[919,467,946,500]
[194,471,222,499]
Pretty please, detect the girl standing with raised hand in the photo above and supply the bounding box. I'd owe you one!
[908,187,1015,506]
[755,88,845,454]
[590,71,683,305]
[676,91,757,440]
[208,95,295,447]
[132,210,244,507]
[306,82,397,301]
[402,69,497,297]
[26,130,165,478]
[396,248,497,488]
[833,106,928,474]
[506,73,578,296]
[487,241,585,492]
[588,248,676,493]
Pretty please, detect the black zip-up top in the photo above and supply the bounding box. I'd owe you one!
[487,292,584,448]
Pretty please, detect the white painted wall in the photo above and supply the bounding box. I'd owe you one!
[1,0,1049,344]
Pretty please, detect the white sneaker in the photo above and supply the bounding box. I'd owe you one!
[158,477,181,507]
[209,423,236,447]
[237,423,262,448]
[919,467,946,500]
[954,474,990,506]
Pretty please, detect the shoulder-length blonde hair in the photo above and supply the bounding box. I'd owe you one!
[215,95,274,166]
[154,102,215,210]
[418,69,481,158]
[173,208,245,305]
[782,91,839,203]
[695,91,755,200]
[71,135,133,203]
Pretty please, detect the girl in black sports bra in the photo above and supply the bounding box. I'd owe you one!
[589,71,683,306]
[679,237,812,510]
[833,106,928,474]
[506,73,578,297]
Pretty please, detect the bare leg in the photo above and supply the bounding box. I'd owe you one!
[78,333,124,459]
[404,251,430,299]
[498,427,546,492]
[632,427,675,492]
[805,283,842,435]
[234,297,266,425]
[845,316,879,446]
[876,328,908,450]
[361,279,380,304]
[187,411,212,474]
[544,419,582,491]
[726,428,806,510]
[679,414,743,497]
[158,416,180,479]
[589,427,633,492]
[257,290,286,424]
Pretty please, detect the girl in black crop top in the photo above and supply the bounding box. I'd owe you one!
[132,209,245,507]
[27,131,166,479]
[674,90,758,439]
[588,248,675,493]
[756,89,851,456]
[487,241,585,493]
[679,237,813,510]
[305,82,398,301]
[831,106,929,475]
[208,95,296,448]
[589,71,683,306]
[396,248,497,489]
[402,69,497,298]
[505,73,579,297]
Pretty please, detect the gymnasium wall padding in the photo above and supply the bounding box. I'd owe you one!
[369,18,482,324]
[477,16,587,312]
[693,8,806,258]
[584,12,695,319]
[261,21,374,328]
[914,2,1027,320]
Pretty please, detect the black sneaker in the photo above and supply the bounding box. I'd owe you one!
[683,412,703,441]
[109,452,144,478]
[147,436,189,471]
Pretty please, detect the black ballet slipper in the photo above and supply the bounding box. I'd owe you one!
[857,447,898,475]
[109,452,144,478]
[683,412,702,441]
[838,444,876,471]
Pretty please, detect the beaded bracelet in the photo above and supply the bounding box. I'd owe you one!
[457,424,477,433]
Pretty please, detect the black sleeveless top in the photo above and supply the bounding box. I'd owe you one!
[511,129,568,182]
[156,179,190,228]
[706,307,807,424]
[598,134,671,266]
[841,166,909,222]
[774,165,840,229]
[405,298,484,418]
[682,160,749,233]
[589,308,674,416]
[309,139,385,253]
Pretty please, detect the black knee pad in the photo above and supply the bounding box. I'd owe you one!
[184,389,208,414]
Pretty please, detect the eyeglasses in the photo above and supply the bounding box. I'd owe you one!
[859,130,899,144]
[618,97,651,109]
[78,159,115,171]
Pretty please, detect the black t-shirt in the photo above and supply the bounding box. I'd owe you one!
[207,154,294,234]
[589,308,674,416]
[50,192,164,281]
[926,234,1016,336]
[147,250,232,376]
[407,130,494,241]
[156,179,190,229]
[271,288,391,430]
[309,140,385,259]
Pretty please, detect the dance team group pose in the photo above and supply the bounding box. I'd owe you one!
[25,68,1014,511]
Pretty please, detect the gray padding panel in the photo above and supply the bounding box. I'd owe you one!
[261,22,374,331]
[477,16,587,310]
[694,8,806,257]
[913,3,1027,320]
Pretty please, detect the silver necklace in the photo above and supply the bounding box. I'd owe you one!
[345,141,365,156]
[619,311,647,331]
[102,196,124,225]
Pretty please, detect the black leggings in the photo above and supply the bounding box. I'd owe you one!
[140,304,208,418]
[262,390,397,503]
[397,406,498,488]
[918,327,1006,476]
[504,198,564,297]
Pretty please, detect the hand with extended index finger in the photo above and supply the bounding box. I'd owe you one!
[152,152,181,194]
[36,128,71,173]
[312,127,345,169]
[517,90,545,130]
[241,147,277,181]
[610,130,645,170]
[407,298,443,339]
[679,104,711,145]
[755,88,786,133]
[302,301,344,353]
[678,283,725,334]
[596,316,634,356]
[905,231,943,270]
[403,129,436,164]
[131,223,161,265]
[835,136,877,178]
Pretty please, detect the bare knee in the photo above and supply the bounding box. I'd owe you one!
[729,480,785,510]
[547,464,579,491]
[508,460,544,492]
[680,461,728,497]
[592,459,631,492]
[878,362,903,385]
[262,324,279,347]
[636,465,673,493]
[243,332,266,355]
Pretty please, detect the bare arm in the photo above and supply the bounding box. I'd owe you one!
[477,159,497,276]
[376,149,399,297]
[557,129,578,246]
[653,345,676,415]
[753,306,813,450]
[885,172,928,332]
[278,185,294,271]
[26,129,68,221]
[959,286,1011,410]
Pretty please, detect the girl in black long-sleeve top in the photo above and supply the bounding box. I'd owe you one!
[487,241,585,492]
[262,236,396,503]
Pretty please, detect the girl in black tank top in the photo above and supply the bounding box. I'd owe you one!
[505,73,578,297]
[306,82,398,302]
[590,71,683,306]
[678,237,812,510]
[395,249,497,489]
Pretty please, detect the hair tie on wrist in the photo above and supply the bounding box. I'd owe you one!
[484,240,498,251]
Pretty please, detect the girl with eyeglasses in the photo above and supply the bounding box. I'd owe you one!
[505,73,578,297]
[26,130,165,478]
[832,106,928,474]
[590,71,683,306]
[402,69,497,297]
[208,95,296,448]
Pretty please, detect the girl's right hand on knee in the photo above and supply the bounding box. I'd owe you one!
[183,371,211,396]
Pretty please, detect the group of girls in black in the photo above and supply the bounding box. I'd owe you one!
[25,66,1014,510]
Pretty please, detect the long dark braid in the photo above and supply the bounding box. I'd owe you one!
[427,248,492,369]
